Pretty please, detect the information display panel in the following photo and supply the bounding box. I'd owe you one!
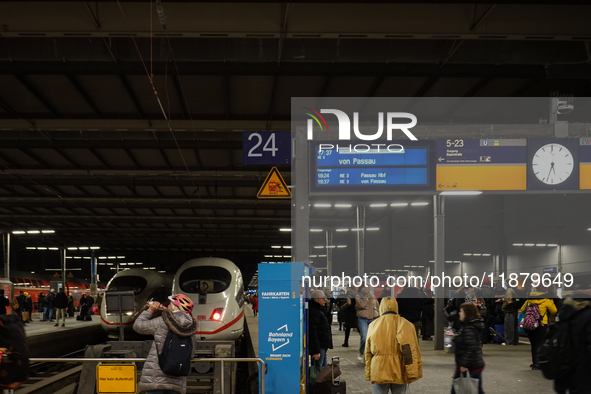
[436,139,527,191]
[309,140,436,192]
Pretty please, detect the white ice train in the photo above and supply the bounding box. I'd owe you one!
[173,257,245,340]
[100,268,173,338]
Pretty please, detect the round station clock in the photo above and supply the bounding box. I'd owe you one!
[531,143,574,185]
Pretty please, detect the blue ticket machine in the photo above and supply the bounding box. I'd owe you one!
[258,263,307,394]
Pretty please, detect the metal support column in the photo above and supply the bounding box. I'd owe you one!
[61,248,67,291]
[326,230,333,277]
[356,205,366,277]
[3,232,10,279]
[292,128,310,265]
[558,245,563,275]
[90,251,98,297]
[433,195,445,351]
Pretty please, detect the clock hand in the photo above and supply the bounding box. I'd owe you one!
[546,165,553,181]
[552,163,556,175]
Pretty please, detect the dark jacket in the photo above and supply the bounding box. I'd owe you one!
[54,292,68,309]
[44,293,55,308]
[397,287,423,323]
[24,297,32,312]
[342,291,358,329]
[420,289,435,337]
[86,295,94,307]
[16,294,26,309]
[454,318,485,371]
[308,299,333,355]
[133,309,198,394]
[0,292,9,315]
[554,298,591,393]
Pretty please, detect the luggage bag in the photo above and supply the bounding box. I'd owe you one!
[315,357,346,394]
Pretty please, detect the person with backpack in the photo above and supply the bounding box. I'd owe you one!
[547,291,591,394]
[44,289,55,322]
[451,303,486,394]
[520,291,557,370]
[365,296,423,394]
[133,294,198,394]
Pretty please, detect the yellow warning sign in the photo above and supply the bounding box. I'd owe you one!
[257,167,291,199]
[96,364,136,393]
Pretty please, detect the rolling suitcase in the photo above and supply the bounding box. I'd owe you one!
[315,357,346,394]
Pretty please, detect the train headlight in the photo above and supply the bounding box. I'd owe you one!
[210,308,223,321]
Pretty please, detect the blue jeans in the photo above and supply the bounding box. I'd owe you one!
[451,369,484,394]
[311,348,328,368]
[358,317,377,356]
[374,383,408,394]
[147,391,180,394]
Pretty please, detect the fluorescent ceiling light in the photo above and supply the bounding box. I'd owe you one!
[390,203,408,207]
[370,203,388,208]
[309,255,317,258]
[49,247,58,250]
[337,245,347,248]
[135,262,143,265]
[117,256,125,259]
[120,263,127,266]
[351,228,362,231]
[336,229,349,232]
[314,203,331,208]
[482,253,491,257]
[90,246,100,250]
[445,261,452,263]
[74,256,81,259]
[411,202,429,206]
[411,265,417,268]
[284,255,291,258]
[513,243,524,246]
[536,244,547,247]
[318,255,327,257]
[454,261,461,264]
[279,228,292,232]
[310,229,323,232]
[335,204,352,208]
[463,253,472,256]
[27,230,40,234]
[79,246,89,250]
[108,256,116,259]
[473,253,482,256]
[524,243,535,247]
[326,245,336,248]
[314,246,324,249]
[271,246,282,249]
[547,244,558,247]
[283,246,292,249]
[265,255,273,258]
[417,266,424,268]
[37,247,47,250]
[404,265,411,268]
[26,247,36,250]
[98,256,107,259]
[12,231,25,234]
[67,247,77,250]
[41,230,55,234]
[440,191,483,196]
[274,255,282,258]
[366,227,379,231]
[429,260,434,263]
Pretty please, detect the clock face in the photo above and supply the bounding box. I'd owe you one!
[531,143,574,185]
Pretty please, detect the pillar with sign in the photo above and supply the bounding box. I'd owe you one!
[258,262,306,394]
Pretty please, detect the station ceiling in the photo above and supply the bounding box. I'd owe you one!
[1,1,590,276]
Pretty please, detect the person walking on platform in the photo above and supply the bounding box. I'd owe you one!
[15,291,25,323]
[67,296,75,317]
[341,286,358,347]
[365,297,423,394]
[554,291,591,394]
[251,293,258,317]
[309,289,333,368]
[520,291,557,370]
[451,303,486,394]
[502,285,519,346]
[396,286,423,339]
[54,287,68,327]
[420,283,435,341]
[44,289,55,322]
[356,286,380,362]
[133,294,198,394]
[23,293,32,323]
[0,289,10,315]
[38,292,46,321]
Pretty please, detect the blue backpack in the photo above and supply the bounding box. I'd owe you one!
[156,330,193,377]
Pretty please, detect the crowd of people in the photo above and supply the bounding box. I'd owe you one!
[307,281,591,394]
[0,289,100,327]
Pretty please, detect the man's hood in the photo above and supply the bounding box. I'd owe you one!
[162,309,198,337]
[559,298,591,321]
[379,297,399,315]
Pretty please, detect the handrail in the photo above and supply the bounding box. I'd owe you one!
[27,357,266,394]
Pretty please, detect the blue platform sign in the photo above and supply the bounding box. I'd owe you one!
[258,263,305,394]
[243,132,291,165]
[543,267,557,274]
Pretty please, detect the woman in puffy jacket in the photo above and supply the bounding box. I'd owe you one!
[452,302,485,394]
[133,294,198,394]
[520,292,557,370]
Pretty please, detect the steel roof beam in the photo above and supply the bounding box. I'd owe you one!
[14,75,59,118]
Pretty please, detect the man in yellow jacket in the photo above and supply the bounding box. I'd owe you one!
[365,297,423,394]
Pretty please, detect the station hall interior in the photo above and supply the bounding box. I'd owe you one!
[2,1,591,394]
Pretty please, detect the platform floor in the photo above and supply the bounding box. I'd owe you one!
[331,325,554,394]
[22,312,102,337]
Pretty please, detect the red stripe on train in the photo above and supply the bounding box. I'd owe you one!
[101,315,135,326]
[195,310,244,335]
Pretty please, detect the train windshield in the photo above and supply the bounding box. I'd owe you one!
[107,276,148,294]
[179,266,232,294]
